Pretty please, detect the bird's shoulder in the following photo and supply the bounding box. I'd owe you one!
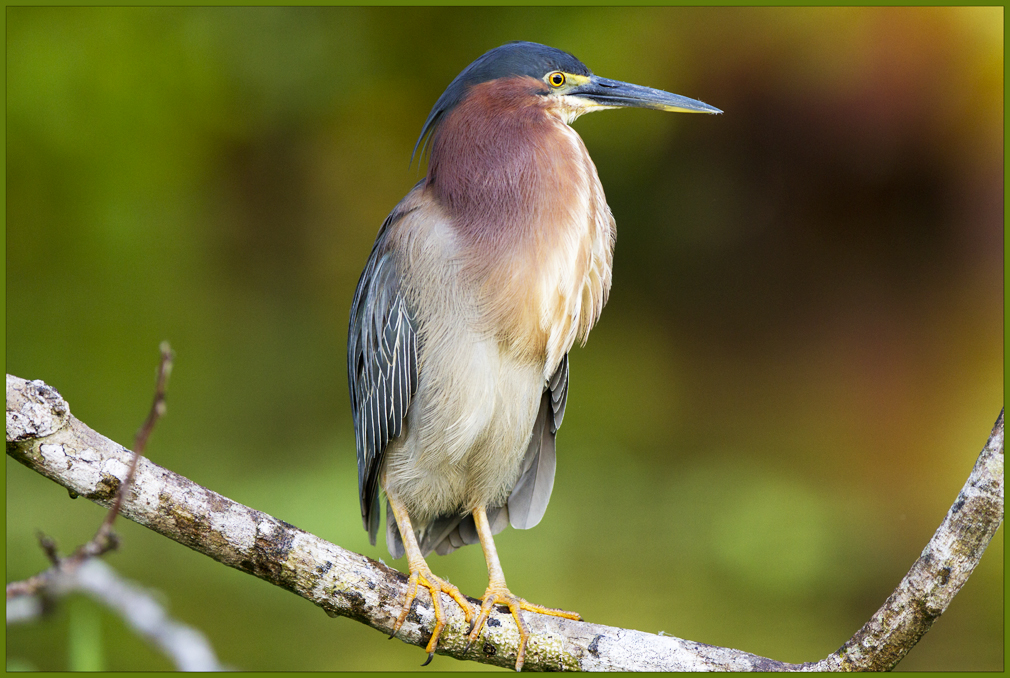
[379,183,465,265]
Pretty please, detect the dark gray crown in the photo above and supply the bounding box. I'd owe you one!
[413,42,591,164]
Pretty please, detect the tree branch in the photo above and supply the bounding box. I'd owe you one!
[6,374,1003,671]
[809,407,1003,671]
[7,558,224,671]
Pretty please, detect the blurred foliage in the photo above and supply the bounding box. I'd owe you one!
[67,597,106,672]
[6,7,1003,671]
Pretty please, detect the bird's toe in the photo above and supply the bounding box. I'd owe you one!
[394,565,475,663]
[467,584,581,671]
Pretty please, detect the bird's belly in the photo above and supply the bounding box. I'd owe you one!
[382,331,543,523]
[376,189,571,525]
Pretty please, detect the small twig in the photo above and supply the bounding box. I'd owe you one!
[38,532,60,565]
[88,341,174,554]
[5,573,48,600]
[5,344,173,598]
[2,534,64,601]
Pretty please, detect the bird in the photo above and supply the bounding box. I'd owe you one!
[347,41,720,670]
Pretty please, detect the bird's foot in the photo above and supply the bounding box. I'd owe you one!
[391,564,475,666]
[464,584,581,671]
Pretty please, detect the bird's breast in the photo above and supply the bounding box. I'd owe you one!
[429,104,616,378]
[471,121,615,378]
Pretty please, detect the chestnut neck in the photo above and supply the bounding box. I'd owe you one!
[425,76,581,248]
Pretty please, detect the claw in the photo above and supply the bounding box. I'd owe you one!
[390,570,419,640]
[390,564,474,668]
[467,585,580,671]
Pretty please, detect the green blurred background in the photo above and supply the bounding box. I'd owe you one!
[6,6,1003,671]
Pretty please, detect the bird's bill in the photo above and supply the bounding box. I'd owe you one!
[571,75,722,115]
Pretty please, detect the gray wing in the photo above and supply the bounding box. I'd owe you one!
[508,353,568,529]
[416,354,569,555]
[347,207,419,547]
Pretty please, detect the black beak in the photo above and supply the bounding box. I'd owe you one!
[574,75,722,114]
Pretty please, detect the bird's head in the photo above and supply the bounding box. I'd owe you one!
[413,41,722,164]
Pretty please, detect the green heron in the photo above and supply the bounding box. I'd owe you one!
[348,41,719,670]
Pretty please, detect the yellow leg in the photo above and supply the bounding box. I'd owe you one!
[388,494,475,665]
[465,506,582,671]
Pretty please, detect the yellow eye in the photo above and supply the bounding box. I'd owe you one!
[548,71,566,88]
